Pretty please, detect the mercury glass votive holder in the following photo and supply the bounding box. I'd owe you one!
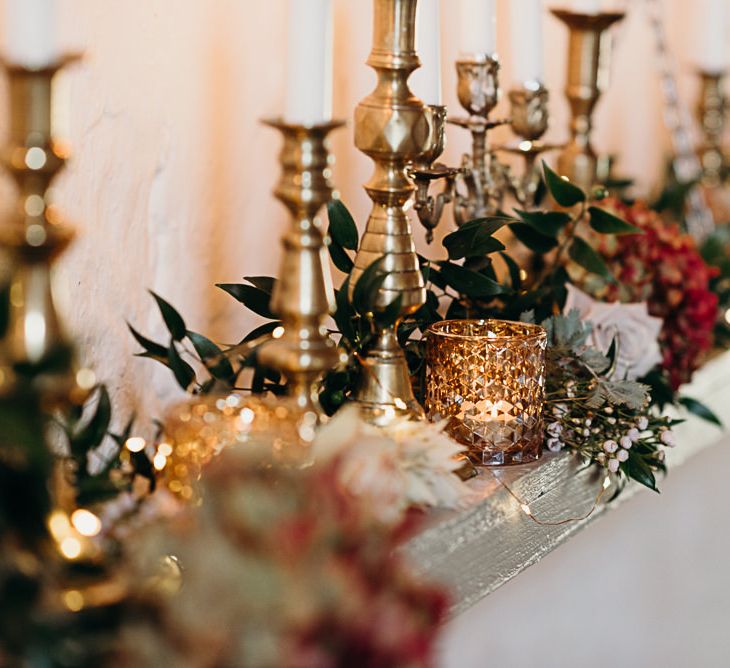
[425,320,547,466]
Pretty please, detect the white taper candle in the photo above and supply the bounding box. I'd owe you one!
[411,0,442,105]
[4,0,56,68]
[458,0,497,57]
[509,0,544,86]
[284,0,333,125]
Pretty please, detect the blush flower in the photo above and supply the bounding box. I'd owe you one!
[564,284,663,380]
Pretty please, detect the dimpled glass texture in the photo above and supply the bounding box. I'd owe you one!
[426,319,547,466]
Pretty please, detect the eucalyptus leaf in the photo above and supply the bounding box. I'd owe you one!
[241,321,282,343]
[187,331,235,381]
[588,207,643,235]
[327,199,359,250]
[623,453,659,493]
[352,258,389,315]
[499,252,522,291]
[150,291,187,341]
[542,161,586,208]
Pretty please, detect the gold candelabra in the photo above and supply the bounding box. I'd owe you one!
[349,0,431,424]
[0,57,80,401]
[259,119,345,418]
[696,70,727,187]
[411,57,557,239]
[551,9,624,193]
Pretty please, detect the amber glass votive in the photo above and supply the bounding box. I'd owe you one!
[426,319,547,466]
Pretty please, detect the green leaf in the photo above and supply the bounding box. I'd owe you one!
[623,453,659,493]
[241,321,282,343]
[442,217,508,260]
[542,161,586,208]
[679,396,722,427]
[328,240,355,274]
[327,199,359,250]
[499,252,522,291]
[334,277,357,345]
[167,342,196,391]
[187,331,235,381]
[217,284,275,319]
[352,258,389,315]
[568,236,613,280]
[244,276,276,294]
[438,261,506,298]
[149,291,186,341]
[588,207,643,235]
[509,222,558,254]
[127,323,167,358]
[71,385,112,457]
[514,209,571,238]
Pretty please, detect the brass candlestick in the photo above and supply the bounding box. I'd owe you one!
[696,70,727,187]
[551,9,624,192]
[259,119,345,418]
[450,55,509,224]
[498,83,560,208]
[349,0,430,424]
[0,57,80,399]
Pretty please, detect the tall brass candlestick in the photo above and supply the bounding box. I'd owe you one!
[696,70,727,187]
[349,0,430,424]
[0,58,79,399]
[259,119,344,417]
[551,9,624,192]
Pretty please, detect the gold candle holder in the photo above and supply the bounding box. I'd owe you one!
[696,70,727,187]
[450,55,507,223]
[259,119,345,418]
[349,0,430,425]
[0,56,81,400]
[498,83,560,207]
[551,9,624,192]
[426,319,547,466]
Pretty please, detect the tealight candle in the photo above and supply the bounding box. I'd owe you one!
[426,319,547,466]
[284,0,333,125]
[458,0,497,57]
[4,0,57,68]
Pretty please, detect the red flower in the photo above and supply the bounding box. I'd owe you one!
[595,199,718,390]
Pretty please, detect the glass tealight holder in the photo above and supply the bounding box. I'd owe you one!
[426,319,547,466]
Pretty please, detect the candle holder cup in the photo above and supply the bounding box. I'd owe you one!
[426,319,547,466]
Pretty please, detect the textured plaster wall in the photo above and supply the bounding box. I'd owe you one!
[1,1,724,665]
[11,0,707,431]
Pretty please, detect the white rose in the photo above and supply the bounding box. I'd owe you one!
[564,285,663,380]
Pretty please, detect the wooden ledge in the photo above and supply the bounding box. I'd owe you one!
[404,351,730,616]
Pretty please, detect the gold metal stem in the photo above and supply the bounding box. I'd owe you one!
[551,10,624,192]
[349,0,429,425]
[450,55,508,223]
[0,57,79,398]
[259,119,345,418]
[696,70,727,187]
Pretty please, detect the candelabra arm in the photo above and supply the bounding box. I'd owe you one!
[258,119,345,419]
